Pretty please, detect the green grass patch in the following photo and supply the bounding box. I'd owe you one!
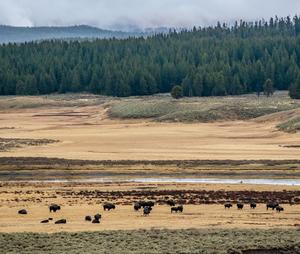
[1,229,299,254]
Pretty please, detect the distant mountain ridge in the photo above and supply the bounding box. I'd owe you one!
[0,25,151,43]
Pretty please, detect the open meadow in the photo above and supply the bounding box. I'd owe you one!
[0,92,299,161]
[0,93,300,253]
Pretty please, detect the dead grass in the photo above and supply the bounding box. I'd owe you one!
[0,229,299,254]
[0,92,299,160]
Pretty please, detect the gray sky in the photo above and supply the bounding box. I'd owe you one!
[1,0,300,30]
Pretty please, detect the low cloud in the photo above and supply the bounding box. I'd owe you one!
[0,0,300,30]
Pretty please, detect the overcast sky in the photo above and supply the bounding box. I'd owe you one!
[1,0,300,30]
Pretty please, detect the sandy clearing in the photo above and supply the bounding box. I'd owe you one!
[0,106,299,161]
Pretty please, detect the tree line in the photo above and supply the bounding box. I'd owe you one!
[1,15,300,98]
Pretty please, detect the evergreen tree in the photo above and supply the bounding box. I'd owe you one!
[171,85,183,99]
[289,75,300,99]
[263,79,274,97]
[0,15,300,97]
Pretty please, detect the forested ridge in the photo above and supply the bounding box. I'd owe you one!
[1,16,300,97]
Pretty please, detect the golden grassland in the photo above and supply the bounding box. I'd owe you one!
[0,93,299,161]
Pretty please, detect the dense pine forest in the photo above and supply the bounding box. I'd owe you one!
[1,16,300,97]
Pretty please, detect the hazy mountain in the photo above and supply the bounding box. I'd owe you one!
[0,25,148,43]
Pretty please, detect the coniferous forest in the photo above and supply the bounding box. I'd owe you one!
[1,16,300,97]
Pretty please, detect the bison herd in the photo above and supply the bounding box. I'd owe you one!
[16,200,287,225]
[223,202,285,212]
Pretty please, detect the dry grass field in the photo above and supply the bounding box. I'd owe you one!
[0,93,299,161]
[0,181,299,233]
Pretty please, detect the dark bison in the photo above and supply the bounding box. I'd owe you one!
[166,200,176,206]
[224,203,233,209]
[171,205,183,213]
[143,206,151,216]
[55,219,66,224]
[134,203,142,211]
[85,216,92,221]
[103,203,116,211]
[94,214,102,220]
[237,203,244,210]
[139,201,155,208]
[92,218,100,224]
[276,206,284,212]
[40,219,49,224]
[266,202,279,210]
[18,209,27,215]
[250,203,257,209]
[49,204,61,213]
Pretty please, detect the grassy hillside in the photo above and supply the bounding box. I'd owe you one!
[109,92,300,123]
[1,229,299,254]
[277,115,300,133]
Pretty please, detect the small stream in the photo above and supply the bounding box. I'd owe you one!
[2,177,300,186]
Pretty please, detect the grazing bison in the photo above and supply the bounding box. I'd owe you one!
[85,216,92,221]
[237,203,244,210]
[166,200,176,206]
[103,203,116,211]
[40,219,49,224]
[224,203,233,209]
[55,219,66,224]
[276,206,284,212]
[139,201,155,208]
[18,209,27,215]
[143,206,151,216]
[48,218,53,221]
[92,218,100,224]
[94,214,102,220]
[171,205,183,213]
[49,204,61,213]
[134,203,142,211]
[266,202,279,210]
[250,203,257,209]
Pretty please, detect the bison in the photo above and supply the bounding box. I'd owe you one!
[171,205,183,213]
[166,200,176,206]
[92,218,100,224]
[134,203,142,211]
[18,209,27,215]
[237,203,244,210]
[224,203,233,209]
[250,203,257,209]
[55,219,66,224]
[139,201,155,208]
[276,206,284,212]
[266,202,279,210]
[40,219,49,224]
[94,214,102,220]
[143,206,151,216]
[85,216,92,221]
[103,203,116,211]
[49,204,61,213]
